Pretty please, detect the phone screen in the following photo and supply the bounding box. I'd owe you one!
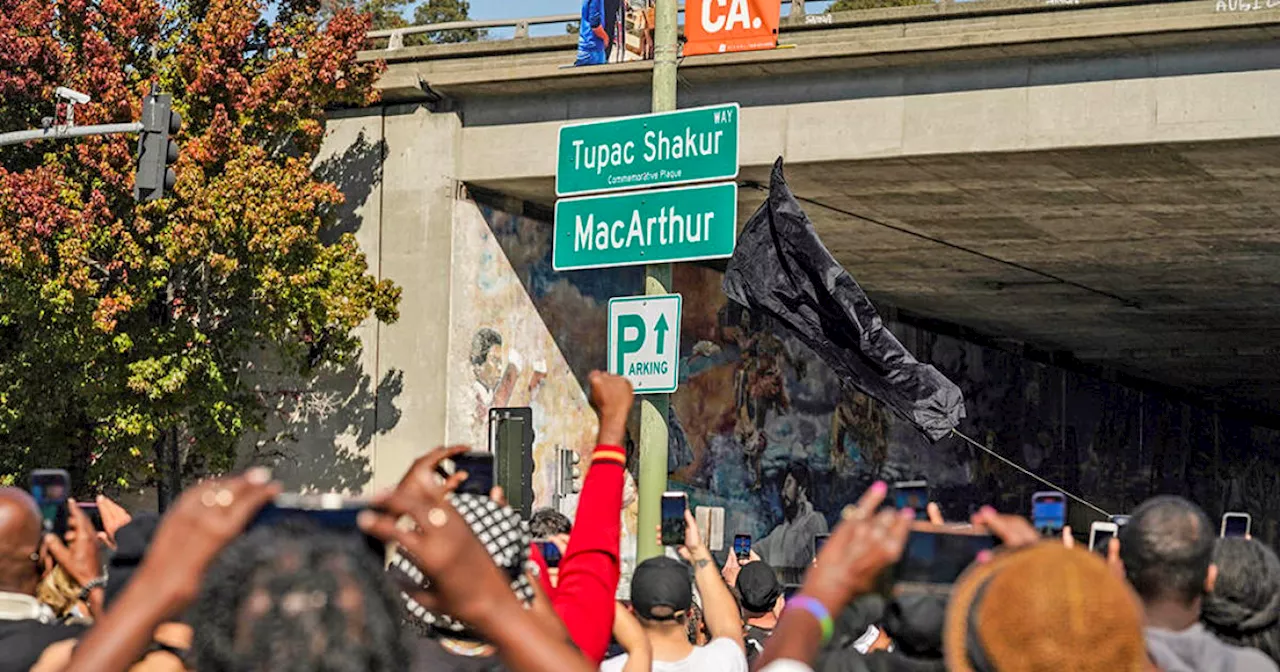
[252,494,382,557]
[893,528,999,586]
[453,452,495,497]
[1223,514,1250,538]
[538,541,562,568]
[1032,494,1066,532]
[894,482,929,521]
[30,470,70,534]
[733,534,751,559]
[77,502,103,532]
[1090,527,1116,553]
[661,493,687,546]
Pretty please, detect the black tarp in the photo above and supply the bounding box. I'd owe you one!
[722,158,966,441]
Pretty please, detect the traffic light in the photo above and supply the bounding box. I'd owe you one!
[559,447,582,495]
[134,93,181,202]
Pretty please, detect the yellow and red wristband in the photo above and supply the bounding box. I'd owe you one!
[592,445,626,467]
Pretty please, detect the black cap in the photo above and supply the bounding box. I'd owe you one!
[736,561,783,614]
[631,556,692,620]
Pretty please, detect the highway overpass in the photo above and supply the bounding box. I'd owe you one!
[306,0,1280,492]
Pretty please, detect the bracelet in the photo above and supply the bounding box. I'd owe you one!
[78,576,107,602]
[787,596,834,646]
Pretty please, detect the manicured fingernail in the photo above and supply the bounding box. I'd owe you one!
[246,467,271,485]
[357,510,376,528]
[976,550,993,564]
[900,508,916,520]
[871,481,887,495]
[979,506,996,516]
[67,497,76,506]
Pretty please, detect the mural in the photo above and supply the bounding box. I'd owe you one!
[455,199,1280,586]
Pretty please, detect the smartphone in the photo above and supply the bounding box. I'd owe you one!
[452,451,496,497]
[77,502,103,532]
[661,491,687,546]
[892,523,1000,589]
[1031,491,1067,534]
[814,533,830,556]
[1110,514,1131,527]
[893,480,930,521]
[733,534,752,560]
[1222,512,1251,538]
[252,493,383,557]
[1089,521,1118,554]
[30,469,71,535]
[537,540,562,569]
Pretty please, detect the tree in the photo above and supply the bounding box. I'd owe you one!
[0,0,401,501]
[829,0,930,10]
[409,0,483,45]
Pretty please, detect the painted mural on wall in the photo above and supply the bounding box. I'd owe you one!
[465,200,1280,585]
[447,201,602,506]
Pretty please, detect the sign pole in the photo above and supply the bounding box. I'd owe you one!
[637,0,679,564]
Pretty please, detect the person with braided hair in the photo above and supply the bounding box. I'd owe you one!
[1202,537,1280,664]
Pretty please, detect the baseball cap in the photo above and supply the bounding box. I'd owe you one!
[631,556,693,620]
[736,561,783,614]
[944,542,1146,672]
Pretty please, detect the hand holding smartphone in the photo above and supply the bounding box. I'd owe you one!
[892,522,1000,591]
[449,452,496,497]
[893,480,930,521]
[1031,491,1067,535]
[1089,521,1118,554]
[661,492,687,546]
[30,469,71,535]
[733,534,752,560]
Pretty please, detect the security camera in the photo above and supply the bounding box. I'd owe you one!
[55,87,91,105]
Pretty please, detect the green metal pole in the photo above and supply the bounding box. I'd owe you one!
[636,0,679,564]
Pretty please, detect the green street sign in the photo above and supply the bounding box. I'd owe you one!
[608,294,682,394]
[552,181,737,271]
[556,103,740,197]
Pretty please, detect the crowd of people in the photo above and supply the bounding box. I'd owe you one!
[4,371,1280,672]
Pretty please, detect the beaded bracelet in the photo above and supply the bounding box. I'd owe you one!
[786,595,834,646]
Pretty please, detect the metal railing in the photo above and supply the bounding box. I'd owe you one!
[366,0,808,50]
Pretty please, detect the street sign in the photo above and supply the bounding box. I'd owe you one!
[553,181,737,271]
[556,103,739,197]
[608,294,682,394]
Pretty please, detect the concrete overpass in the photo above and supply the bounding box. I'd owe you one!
[306,0,1280,492]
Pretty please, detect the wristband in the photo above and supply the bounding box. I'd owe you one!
[787,596,834,646]
[78,576,107,602]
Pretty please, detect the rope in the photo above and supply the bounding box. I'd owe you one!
[951,429,1112,518]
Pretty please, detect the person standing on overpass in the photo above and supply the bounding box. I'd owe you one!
[576,0,610,66]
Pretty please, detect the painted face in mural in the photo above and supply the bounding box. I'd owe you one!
[782,472,805,520]
[476,342,505,391]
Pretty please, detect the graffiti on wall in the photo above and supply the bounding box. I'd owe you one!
[461,200,1280,583]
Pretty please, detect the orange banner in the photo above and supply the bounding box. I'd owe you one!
[684,0,782,57]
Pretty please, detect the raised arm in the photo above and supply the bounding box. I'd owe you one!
[549,371,632,662]
[680,508,744,650]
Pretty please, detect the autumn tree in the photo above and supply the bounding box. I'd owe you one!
[0,0,400,503]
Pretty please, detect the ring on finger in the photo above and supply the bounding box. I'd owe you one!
[201,488,235,508]
[425,508,448,528]
[842,505,869,521]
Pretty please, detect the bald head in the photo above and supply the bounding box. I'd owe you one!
[0,487,44,593]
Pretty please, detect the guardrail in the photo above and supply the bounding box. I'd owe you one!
[367,0,810,50]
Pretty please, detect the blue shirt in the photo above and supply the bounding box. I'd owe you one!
[578,0,605,52]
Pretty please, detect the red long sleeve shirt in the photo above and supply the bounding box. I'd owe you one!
[531,443,625,663]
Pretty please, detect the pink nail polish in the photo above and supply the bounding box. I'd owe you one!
[902,508,916,520]
[976,550,993,564]
[870,481,887,495]
[980,505,997,516]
